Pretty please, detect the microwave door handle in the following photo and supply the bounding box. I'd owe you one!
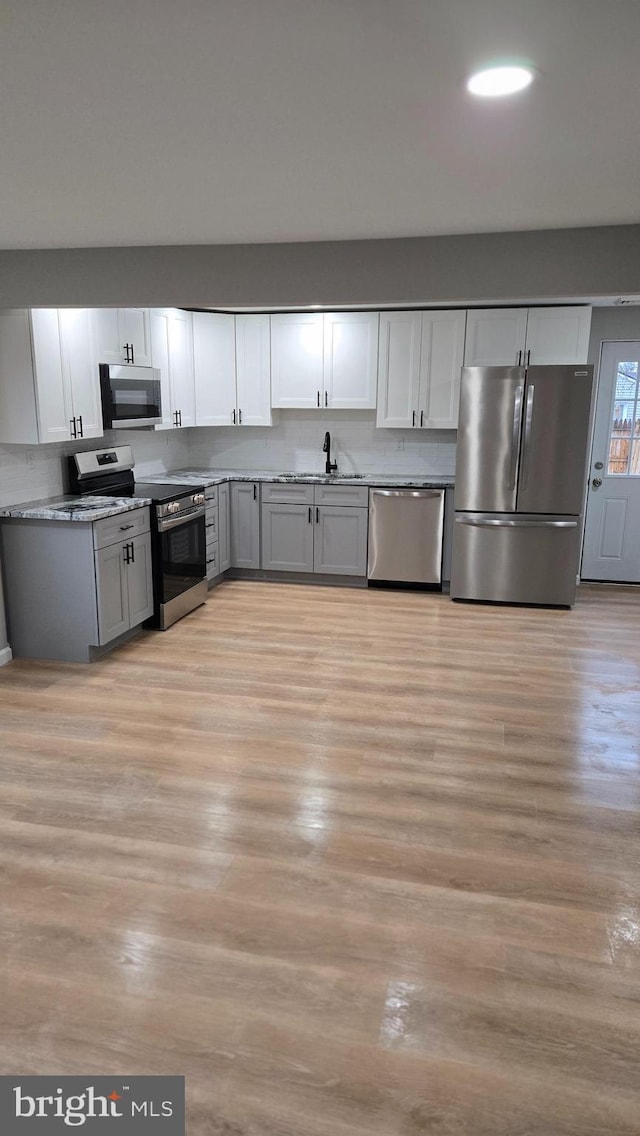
[519,385,535,490]
[509,385,524,491]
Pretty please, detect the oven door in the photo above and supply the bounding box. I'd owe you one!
[100,364,162,428]
[156,507,206,606]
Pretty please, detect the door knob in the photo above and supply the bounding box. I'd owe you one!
[592,477,602,488]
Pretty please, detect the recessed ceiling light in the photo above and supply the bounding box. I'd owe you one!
[467,65,535,98]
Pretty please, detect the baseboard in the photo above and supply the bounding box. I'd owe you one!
[0,644,13,666]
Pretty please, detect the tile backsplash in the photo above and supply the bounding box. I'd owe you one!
[189,411,457,476]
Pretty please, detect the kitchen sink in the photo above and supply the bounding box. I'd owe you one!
[277,472,367,481]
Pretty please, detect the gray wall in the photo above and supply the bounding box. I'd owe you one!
[1,224,640,309]
[589,305,640,362]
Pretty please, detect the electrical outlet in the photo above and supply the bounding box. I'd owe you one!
[396,437,405,452]
[25,449,36,469]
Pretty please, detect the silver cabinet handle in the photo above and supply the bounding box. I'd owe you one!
[520,385,535,489]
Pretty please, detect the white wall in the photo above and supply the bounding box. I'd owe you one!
[189,411,457,477]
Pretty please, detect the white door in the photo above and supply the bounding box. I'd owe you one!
[582,343,640,582]
[271,314,323,409]
[236,314,272,425]
[464,308,528,366]
[525,306,591,365]
[193,312,237,427]
[59,309,103,439]
[30,309,73,443]
[419,310,466,429]
[92,308,125,365]
[121,308,152,366]
[323,312,378,410]
[168,309,195,426]
[150,309,174,430]
[376,311,422,428]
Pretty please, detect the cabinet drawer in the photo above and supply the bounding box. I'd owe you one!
[93,507,150,551]
[261,481,315,505]
[314,484,369,507]
[206,541,219,579]
[205,485,219,507]
[205,504,219,544]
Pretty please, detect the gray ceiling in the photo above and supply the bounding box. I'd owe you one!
[1,0,639,249]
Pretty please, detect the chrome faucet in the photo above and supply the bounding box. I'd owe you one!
[322,431,337,475]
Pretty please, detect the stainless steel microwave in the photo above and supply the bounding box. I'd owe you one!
[99,363,162,429]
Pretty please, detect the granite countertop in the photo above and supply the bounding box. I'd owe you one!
[0,495,153,523]
[144,468,456,489]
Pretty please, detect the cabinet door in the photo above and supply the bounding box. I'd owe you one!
[150,309,174,430]
[261,503,314,572]
[168,309,195,427]
[193,312,236,427]
[418,310,466,429]
[95,542,129,644]
[230,482,260,568]
[271,314,323,408]
[376,311,422,428]
[59,309,103,439]
[524,306,592,365]
[126,533,154,626]
[218,482,231,572]
[121,308,152,366]
[464,308,528,366]
[92,308,125,365]
[236,314,272,425]
[30,309,73,443]
[323,312,378,409]
[314,506,368,576]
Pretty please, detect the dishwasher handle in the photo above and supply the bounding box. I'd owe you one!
[370,488,445,499]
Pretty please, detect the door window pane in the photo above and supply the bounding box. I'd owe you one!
[607,362,640,475]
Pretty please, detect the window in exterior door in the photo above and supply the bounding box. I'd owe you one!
[607,361,640,475]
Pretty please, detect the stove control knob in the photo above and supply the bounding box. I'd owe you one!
[167,501,181,514]
[192,493,205,506]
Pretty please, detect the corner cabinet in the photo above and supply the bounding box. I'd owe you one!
[376,310,466,429]
[464,306,592,366]
[0,308,103,445]
[92,308,152,367]
[271,312,378,410]
[0,507,153,663]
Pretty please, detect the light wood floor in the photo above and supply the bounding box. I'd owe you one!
[1,580,639,1134]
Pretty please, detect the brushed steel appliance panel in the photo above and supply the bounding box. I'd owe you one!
[451,512,581,606]
[368,488,444,584]
[517,366,593,515]
[455,366,525,513]
[159,578,208,630]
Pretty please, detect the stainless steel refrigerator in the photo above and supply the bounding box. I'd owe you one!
[451,364,593,607]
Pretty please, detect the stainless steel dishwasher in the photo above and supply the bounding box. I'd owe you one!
[368,488,445,585]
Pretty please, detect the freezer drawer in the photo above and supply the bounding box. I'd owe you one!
[368,488,444,584]
[451,512,581,606]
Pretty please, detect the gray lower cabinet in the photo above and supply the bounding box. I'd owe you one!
[230,481,260,568]
[314,506,369,575]
[218,482,231,572]
[95,531,154,644]
[261,503,315,571]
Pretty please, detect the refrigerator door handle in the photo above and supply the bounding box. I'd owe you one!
[519,385,535,489]
[509,386,524,490]
[455,517,578,529]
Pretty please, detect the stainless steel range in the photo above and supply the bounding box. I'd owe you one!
[69,446,207,629]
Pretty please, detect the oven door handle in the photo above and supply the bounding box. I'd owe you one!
[157,505,206,533]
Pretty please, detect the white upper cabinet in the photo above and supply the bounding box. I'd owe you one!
[235,314,272,426]
[376,309,465,429]
[193,312,271,427]
[150,308,195,429]
[271,311,378,410]
[323,312,378,409]
[193,312,236,426]
[464,306,591,366]
[0,308,103,445]
[271,313,323,409]
[92,307,152,366]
